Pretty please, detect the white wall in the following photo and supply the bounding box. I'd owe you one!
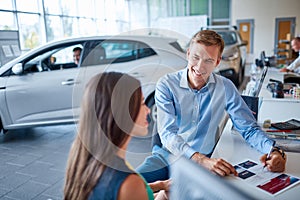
[231,0,300,62]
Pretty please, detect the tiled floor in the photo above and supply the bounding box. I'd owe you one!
[0,125,152,200]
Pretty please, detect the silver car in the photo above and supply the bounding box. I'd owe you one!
[0,35,187,133]
[215,29,248,86]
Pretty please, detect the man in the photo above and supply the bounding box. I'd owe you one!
[137,30,286,183]
[280,37,300,73]
[73,47,82,65]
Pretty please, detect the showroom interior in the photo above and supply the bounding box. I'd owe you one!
[0,0,300,199]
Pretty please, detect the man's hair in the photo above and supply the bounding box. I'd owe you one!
[190,30,225,56]
[292,37,300,43]
[73,47,82,52]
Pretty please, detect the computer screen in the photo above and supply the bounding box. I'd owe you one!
[170,156,255,200]
[250,65,268,97]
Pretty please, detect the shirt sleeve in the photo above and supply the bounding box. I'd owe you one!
[223,78,275,154]
[155,77,196,158]
[287,56,300,72]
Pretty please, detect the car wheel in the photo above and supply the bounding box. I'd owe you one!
[146,96,157,136]
[0,120,7,134]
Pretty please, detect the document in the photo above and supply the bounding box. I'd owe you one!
[233,160,300,196]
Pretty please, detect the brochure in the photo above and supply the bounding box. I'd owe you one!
[233,160,300,196]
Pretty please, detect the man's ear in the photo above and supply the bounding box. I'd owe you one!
[186,48,190,60]
[216,56,222,67]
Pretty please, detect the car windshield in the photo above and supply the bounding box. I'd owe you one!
[217,31,237,45]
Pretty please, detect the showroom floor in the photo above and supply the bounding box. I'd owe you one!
[0,124,152,200]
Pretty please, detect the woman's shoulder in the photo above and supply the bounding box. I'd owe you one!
[118,174,148,200]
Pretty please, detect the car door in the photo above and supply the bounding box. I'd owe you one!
[5,44,83,126]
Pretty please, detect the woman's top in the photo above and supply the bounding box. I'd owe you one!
[89,155,154,200]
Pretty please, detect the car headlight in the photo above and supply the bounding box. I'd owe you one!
[222,51,239,61]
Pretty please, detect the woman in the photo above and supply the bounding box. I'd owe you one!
[64,72,169,200]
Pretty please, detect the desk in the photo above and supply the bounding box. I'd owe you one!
[215,69,300,199]
[212,120,300,200]
[257,68,300,122]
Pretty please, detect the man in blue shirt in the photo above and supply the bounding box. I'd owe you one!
[137,30,286,183]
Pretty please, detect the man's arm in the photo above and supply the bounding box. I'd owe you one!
[155,78,196,158]
[287,56,300,72]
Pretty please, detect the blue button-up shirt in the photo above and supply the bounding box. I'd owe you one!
[155,68,275,159]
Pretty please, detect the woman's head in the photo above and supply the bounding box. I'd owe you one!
[64,72,149,199]
[78,72,147,163]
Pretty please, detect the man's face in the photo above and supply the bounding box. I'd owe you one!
[291,39,300,52]
[73,50,81,64]
[186,42,221,89]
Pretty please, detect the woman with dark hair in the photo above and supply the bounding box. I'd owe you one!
[64,72,169,200]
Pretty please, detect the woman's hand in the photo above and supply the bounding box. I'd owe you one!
[148,179,171,193]
[191,152,238,176]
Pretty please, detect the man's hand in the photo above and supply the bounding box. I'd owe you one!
[260,151,286,172]
[280,68,293,72]
[191,152,238,176]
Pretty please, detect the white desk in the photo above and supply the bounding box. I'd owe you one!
[212,69,300,199]
[212,120,300,200]
[257,68,300,122]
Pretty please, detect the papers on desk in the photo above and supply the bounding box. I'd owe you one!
[233,160,300,196]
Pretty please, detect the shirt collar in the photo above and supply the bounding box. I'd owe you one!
[180,68,216,90]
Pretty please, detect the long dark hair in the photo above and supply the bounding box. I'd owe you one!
[64,72,142,200]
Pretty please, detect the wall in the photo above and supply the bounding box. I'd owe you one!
[231,0,300,62]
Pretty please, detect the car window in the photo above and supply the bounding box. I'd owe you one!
[23,44,83,73]
[217,31,237,45]
[82,40,156,66]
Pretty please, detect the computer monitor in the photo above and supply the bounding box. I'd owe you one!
[170,156,255,200]
[260,51,266,67]
[250,65,268,97]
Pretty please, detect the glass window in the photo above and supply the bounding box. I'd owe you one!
[102,41,136,60]
[62,17,76,37]
[0,0,13,10]
[45,15,63,42]
[137,42,156,58]
[190,0,208,16]
[44,0,61,15]
[0,11,17,30]
[18,13,42,50]
[15,0,39,13]
[61,0,78,16]
[212,0,229,19]
[52,45,83,65]
[217,31,237,45]
[95,0,106,20]
[78,18,97,36]
[24,44,83,73]
[78,0,93,18]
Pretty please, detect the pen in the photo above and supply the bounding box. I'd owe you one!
[263,146,273,169]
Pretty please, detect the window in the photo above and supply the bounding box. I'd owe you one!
[15,0,39,12]
[0,0,13,10]
[0,11,17,30]
[190,0,208,16]
[23,44,83,73]
[82,40,156,66]
[17,13,42,50]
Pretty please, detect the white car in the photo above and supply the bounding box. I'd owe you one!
[0,35,187,133]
